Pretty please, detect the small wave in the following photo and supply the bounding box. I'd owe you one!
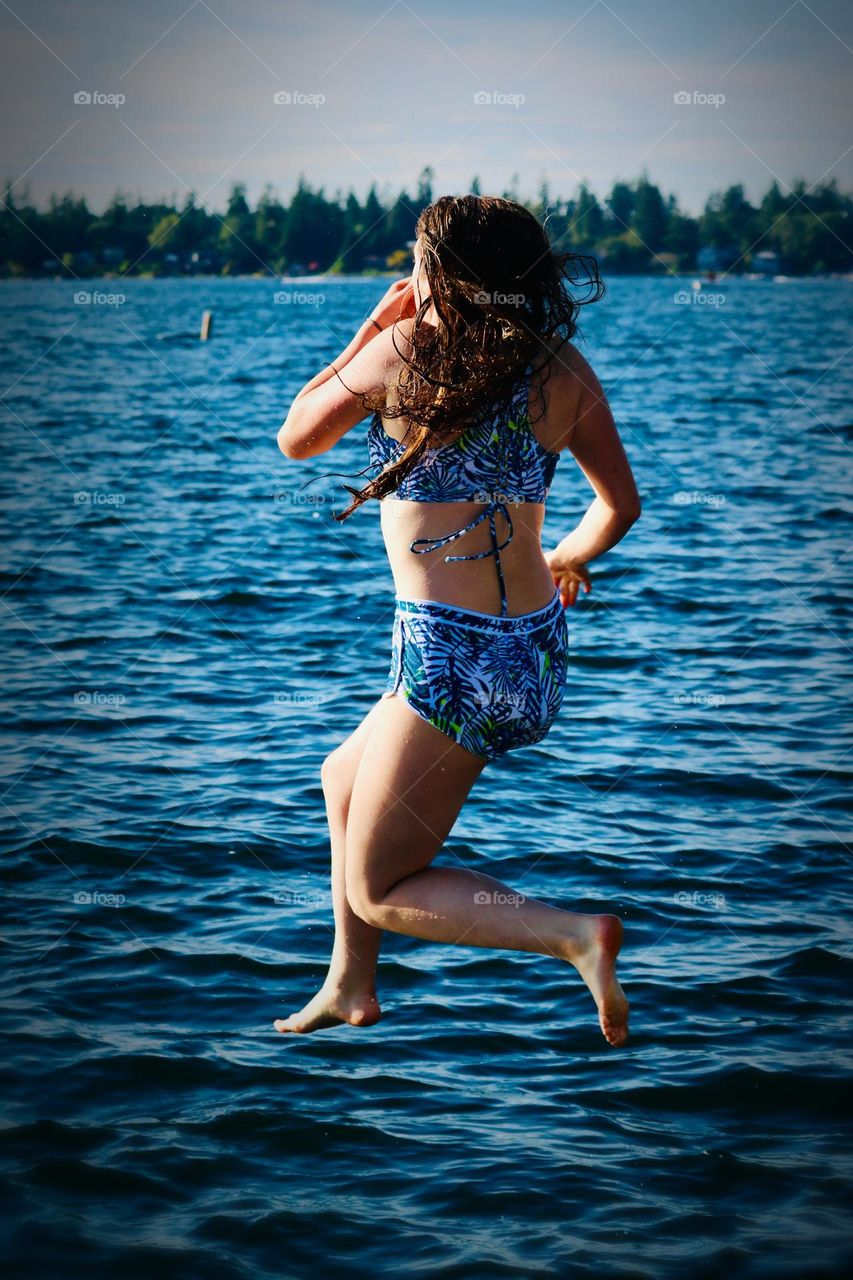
[205,590,267,607]
[777,945,853,979]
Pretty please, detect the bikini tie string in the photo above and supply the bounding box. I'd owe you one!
[408,499,514,616]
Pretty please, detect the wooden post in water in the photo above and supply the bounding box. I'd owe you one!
[200,311,214,341]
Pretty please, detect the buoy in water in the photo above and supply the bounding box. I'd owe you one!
[200,311,214,340]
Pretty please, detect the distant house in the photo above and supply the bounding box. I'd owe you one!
[189,249,221,273]
[751,249,781,274]
[696,246,733,272]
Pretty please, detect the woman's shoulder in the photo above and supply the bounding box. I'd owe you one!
[528,336,606,454]
[533,335,596,383]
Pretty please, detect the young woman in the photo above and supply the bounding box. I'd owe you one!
[276,196,641,1047]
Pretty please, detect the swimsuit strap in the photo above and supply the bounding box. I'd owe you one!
[406,360,533,619]
[409,499,514,616]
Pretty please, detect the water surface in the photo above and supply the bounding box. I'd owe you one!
[1,276,851,1279]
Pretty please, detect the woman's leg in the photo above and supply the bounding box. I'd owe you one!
[344,696,629,1047]
[274,698,387,1034]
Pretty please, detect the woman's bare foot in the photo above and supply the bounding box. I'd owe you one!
[565,914,629,1047]
[274,981,381,1034]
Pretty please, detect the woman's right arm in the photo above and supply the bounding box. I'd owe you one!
[544,344,642,607]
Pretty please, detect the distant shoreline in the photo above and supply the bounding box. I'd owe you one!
[2,271,851,284]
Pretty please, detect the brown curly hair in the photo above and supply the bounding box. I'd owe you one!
[327,194,604,520]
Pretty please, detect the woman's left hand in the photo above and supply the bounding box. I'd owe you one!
[544,550,592,608]
[369,279,416,331]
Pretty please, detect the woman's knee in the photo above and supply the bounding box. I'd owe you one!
[320,747,353,810]
[344,871,387,928]
[320,702,384,809]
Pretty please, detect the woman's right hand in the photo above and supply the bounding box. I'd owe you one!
[369,278,416,331]
[544,549,592,608]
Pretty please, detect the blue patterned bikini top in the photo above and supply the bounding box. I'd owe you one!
[366,361,560,616]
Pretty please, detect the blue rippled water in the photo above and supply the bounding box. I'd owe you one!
[1,276,851,1279]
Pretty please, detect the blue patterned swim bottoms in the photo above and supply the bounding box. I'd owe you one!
[383,588,570,762]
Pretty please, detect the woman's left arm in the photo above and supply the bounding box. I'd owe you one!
[289,317,381,409]
[278,279,414,459]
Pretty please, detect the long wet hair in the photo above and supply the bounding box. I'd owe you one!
[325,194,604,521]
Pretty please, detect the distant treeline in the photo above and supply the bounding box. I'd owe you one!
[1,166,851,278]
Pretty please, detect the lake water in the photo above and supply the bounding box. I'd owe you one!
[1,275,851,1279]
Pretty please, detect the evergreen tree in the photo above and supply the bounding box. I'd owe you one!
[361,184,386,259]
[632,176,668,253]
[1,175,850,278]
[606,181,635,232]
[218,183,262,273]
[700,183,757,252]
[415,167,434,214]
[567,183,605,248]
[255,185,287,271]
[533,178,551,222]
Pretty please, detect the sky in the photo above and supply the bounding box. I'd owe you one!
[0,0,851,215]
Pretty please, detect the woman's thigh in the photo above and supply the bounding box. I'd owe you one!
[344,694,487,906]
[320,697,391,815]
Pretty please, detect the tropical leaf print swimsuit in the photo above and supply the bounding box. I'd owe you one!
[367,361,570,763]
